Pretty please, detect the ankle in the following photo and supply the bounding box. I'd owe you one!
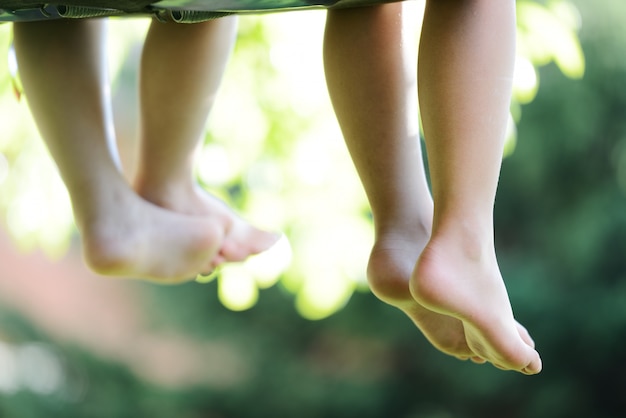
[134,176,192,209]
[430,216,495,261]
[374,217,432,243]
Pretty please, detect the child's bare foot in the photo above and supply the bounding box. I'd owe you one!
[77,190,223,284]
[135,181,280,264]
[410,226,542,375]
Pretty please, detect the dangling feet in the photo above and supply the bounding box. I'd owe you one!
[135,180,280,265]
[369,224,486,362]
[410,223,542,374]
[370,236,476,360]
[368,222,539,372]
[77,188,223,284]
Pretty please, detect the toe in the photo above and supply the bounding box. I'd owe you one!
[522,352,542,375]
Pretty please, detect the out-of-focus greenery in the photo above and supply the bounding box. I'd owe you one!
[0,0,583,319]
[3,0,626,417]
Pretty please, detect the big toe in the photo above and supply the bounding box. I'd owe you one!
[522,350,542,375]
[221,227,281,262]
[506,344,541,375]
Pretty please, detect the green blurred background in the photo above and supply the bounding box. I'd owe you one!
[0,0,625,416]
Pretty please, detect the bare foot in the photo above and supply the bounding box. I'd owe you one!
[410,228,542,375]
[77,190,223,284]
[135,181,280,264]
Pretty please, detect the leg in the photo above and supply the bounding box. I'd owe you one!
[411,0,542,373]
[13,19,223,283]
[324,4,476,359]
[134,18,279,263]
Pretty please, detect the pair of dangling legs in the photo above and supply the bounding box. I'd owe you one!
[13,18,278,284]
[324,0,541,374]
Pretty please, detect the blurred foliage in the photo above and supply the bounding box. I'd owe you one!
[3,0,626,417]
[0,0,584,319]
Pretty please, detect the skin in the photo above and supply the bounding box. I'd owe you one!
[134,19,280,264]
[14,3,541,372]
[13,18,278,283]
[324,1,541,374]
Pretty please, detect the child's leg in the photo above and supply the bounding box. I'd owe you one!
[13,19,223,283]
[324,4,479,360]
[133,19,279,263]
[411,0,542,373]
